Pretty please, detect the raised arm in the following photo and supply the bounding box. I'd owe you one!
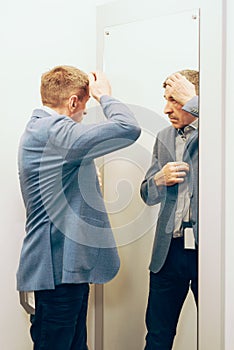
[48,72,141,163]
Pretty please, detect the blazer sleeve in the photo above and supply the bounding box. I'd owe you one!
[182,96,199,117]
[48,95,141,163]
[140,136,167,206]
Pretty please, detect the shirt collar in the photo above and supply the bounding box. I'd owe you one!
[40,105,58,116]
[190,118,199,130]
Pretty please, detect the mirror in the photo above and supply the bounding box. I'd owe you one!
[95,8,199,350]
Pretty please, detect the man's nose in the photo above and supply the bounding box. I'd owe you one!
[163,101,172,114]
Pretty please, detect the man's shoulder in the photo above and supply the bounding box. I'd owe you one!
[32,108,69,122]
[158,125,174,138]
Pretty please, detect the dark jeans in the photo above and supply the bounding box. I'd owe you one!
[145,237,198,350]
[30,283,89,350]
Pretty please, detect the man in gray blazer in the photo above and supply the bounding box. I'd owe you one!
[17,65,141,349]
[140,70,199,349]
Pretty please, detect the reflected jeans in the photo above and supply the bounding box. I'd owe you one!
[145,237,198,350]
[30,283,89,350]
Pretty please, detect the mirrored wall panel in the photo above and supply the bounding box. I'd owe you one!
[100,9,199,350]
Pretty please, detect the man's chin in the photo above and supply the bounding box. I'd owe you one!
[170,120,179,128]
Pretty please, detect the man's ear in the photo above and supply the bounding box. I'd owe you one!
[68,95,79,111]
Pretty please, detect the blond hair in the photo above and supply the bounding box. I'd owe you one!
[163,69,199,95]
[40,65,89,108]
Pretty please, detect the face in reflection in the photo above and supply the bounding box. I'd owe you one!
[164,86,197,129]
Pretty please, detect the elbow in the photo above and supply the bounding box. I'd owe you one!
[135,125,142,140]
[128,125,141,143]
[119,125,141,148]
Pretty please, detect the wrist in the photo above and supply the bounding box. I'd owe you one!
[95,94,111,103]
[182,94,197,106]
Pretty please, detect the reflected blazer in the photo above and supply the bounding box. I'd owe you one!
[140,97,199,273]
[17,96,141,291]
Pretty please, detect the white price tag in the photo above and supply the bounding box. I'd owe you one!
[184,227,195,249]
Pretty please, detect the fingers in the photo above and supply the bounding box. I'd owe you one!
[166,161,189,173]
[164,73,196,105]
[173,162,189,181]
[165,73,185,86]
[162,161,189,186]
[174,161,190,173]
[88,71,112,102]
[88,72,96,84]
[171,164,187,184]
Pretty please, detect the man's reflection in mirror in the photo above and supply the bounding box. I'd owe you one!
[140,70,199,349]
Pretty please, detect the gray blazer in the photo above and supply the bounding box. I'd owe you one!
[140,97,199,273]
[17,95,141,291]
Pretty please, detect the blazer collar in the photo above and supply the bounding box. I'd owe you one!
[31,107,60,119]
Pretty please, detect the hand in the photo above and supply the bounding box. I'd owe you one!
[165,73,196,106]
[154,161,189,186]
[88,71,112,102]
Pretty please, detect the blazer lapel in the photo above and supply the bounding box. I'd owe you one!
[183,129,198,161]
[159,127,176,164]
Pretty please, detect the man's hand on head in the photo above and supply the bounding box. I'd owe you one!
[165,73,196,106]
[88,71,112,102]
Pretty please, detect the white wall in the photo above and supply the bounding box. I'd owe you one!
[0,1,97,349]
[225,0,234,348]
[1,0,233,349]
